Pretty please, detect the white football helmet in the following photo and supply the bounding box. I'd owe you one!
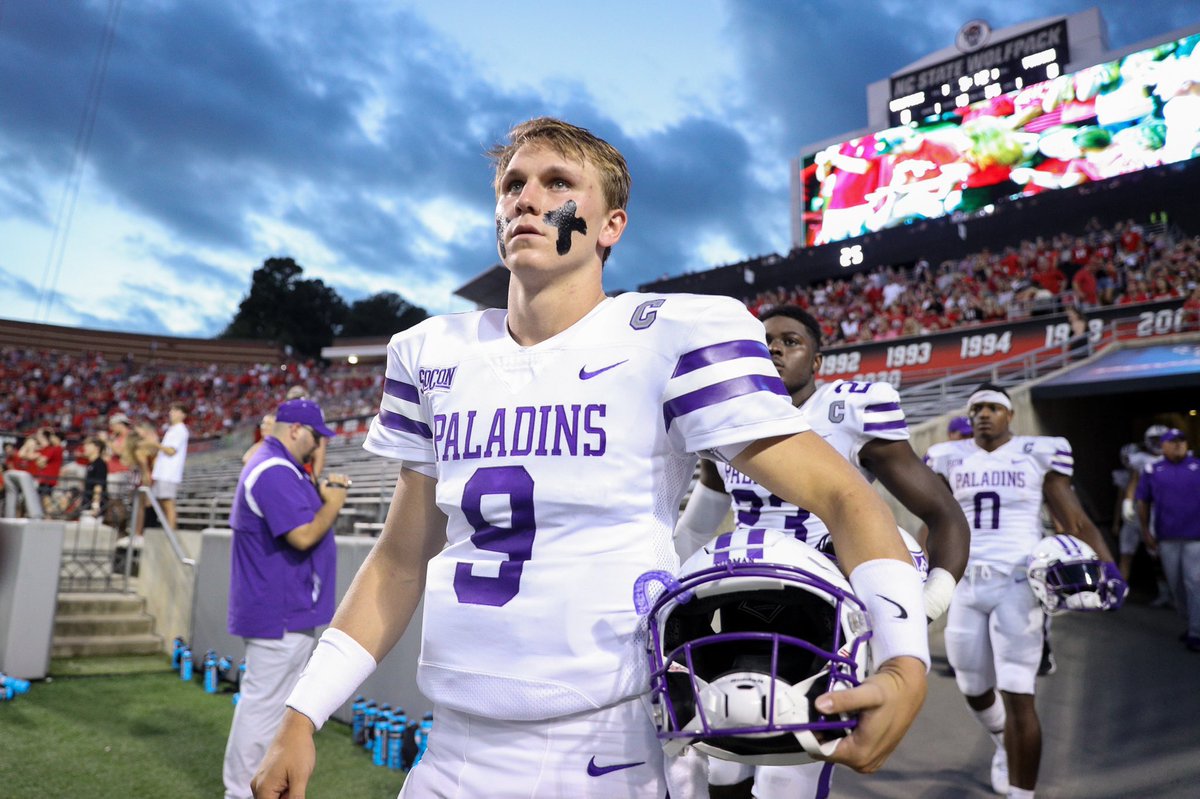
[635,529,872,766]
[1144,424,1170,456]
[1027,535,1127,615]
[812,527,930,583]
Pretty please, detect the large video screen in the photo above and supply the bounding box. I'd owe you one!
[798,32,1200,248]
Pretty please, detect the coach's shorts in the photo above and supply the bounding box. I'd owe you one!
[944,563,1044,697]
[398,696,705,798]
[152,480,180,500]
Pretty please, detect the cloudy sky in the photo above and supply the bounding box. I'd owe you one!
[1,1,1196,337]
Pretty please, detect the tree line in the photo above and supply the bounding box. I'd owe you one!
[221,257,429,358]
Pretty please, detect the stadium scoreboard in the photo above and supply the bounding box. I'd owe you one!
[888,20,1070,127]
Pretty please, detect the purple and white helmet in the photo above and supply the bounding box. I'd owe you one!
[1144,423,1171,455]
[812,527,930,583]
[635,529,872,766]
[1027,534,1125,615]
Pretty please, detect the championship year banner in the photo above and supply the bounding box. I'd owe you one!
[816,299,1190,389]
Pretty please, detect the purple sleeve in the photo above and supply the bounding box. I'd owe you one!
[251,465,320,538]
[1134,469,1153,502]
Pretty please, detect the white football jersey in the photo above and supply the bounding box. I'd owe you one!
[363,293,808,721]
[924,435,1073,570]
[717,379,910,543]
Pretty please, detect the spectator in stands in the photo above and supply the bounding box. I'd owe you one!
[82,437,109,518]
[105,414,136,532]
[149,403,189,529]
[222,398,350,799]
[128,420,160,485]
[35,428,65,501]
[1184,285,1200,331]
[3,434,44,519]
[1072,261,1099,308]
[1136,429,1200,652]
[1065,306,1092,360]
[243,413,277,465]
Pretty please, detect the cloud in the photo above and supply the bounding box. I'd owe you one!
[1,0,1196,335]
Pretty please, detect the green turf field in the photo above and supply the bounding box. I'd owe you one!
[0,658,405,798]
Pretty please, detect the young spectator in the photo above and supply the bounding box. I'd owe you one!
[82,437,109,518]
[3,435,44,519]
[149,403,189,529]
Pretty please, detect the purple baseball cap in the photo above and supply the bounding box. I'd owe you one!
[948,416,973,436]
[275,398,335,437]
[1160,428,1186,443]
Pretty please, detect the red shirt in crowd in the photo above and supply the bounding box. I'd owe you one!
[1073,267,1098,306]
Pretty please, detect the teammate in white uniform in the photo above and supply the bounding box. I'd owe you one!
[925,384,1121,799]
[250,118,929,799]
[675,306,969,799]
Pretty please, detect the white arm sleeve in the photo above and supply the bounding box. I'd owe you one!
[286,628,378,730]
[674,482,731,561]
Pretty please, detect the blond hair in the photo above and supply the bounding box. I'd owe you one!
[487,117,631,212]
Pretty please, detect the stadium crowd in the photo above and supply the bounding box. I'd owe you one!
[0,350,382,442]
[746,219,1200,345]
[2,217,1197,482]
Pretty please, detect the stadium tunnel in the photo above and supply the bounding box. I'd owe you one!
[1031,335,1200,594]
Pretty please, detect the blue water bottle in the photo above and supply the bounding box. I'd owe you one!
[0,673,31,695]
[203,650,220,693]
[171,637,186,670]
[180,648,193,682]
[351,696,366,745]
[414,712,433,767]
[362,701,378,750]
[373,706,391,766]
[387,712,405,770]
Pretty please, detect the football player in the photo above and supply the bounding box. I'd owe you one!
[925,384,1123,799]
[249,118,930,799]
[675,305,969,799]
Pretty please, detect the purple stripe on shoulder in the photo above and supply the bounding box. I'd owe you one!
[1054,449,1071,456]
[663,374,788,430]
[384,377,420,403]
[672,340,770,378]
[864,402,901,413]
[863,419,908,432]
[378,408,432,439]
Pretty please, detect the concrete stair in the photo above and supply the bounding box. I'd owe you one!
[52,593,163,657]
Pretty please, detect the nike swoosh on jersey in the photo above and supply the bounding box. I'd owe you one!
[579,360,628,380]
[587,756,645,777]
[877,594,909,619]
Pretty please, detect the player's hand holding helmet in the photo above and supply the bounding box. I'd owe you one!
[1027,535,1128,615]
[634,529,872,766]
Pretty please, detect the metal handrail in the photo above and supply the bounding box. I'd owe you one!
[136,486,197,569]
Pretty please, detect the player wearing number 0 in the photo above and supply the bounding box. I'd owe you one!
[924,384,1123,799]
[248,119,929,799]
[675,306,969,799]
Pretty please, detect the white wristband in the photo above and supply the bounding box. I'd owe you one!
[286,627,378,730]
[849,558,931,673]
[922,567,957,622]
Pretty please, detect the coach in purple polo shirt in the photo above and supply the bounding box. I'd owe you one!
[222,398,351,799]
[1136,428,1200,653]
